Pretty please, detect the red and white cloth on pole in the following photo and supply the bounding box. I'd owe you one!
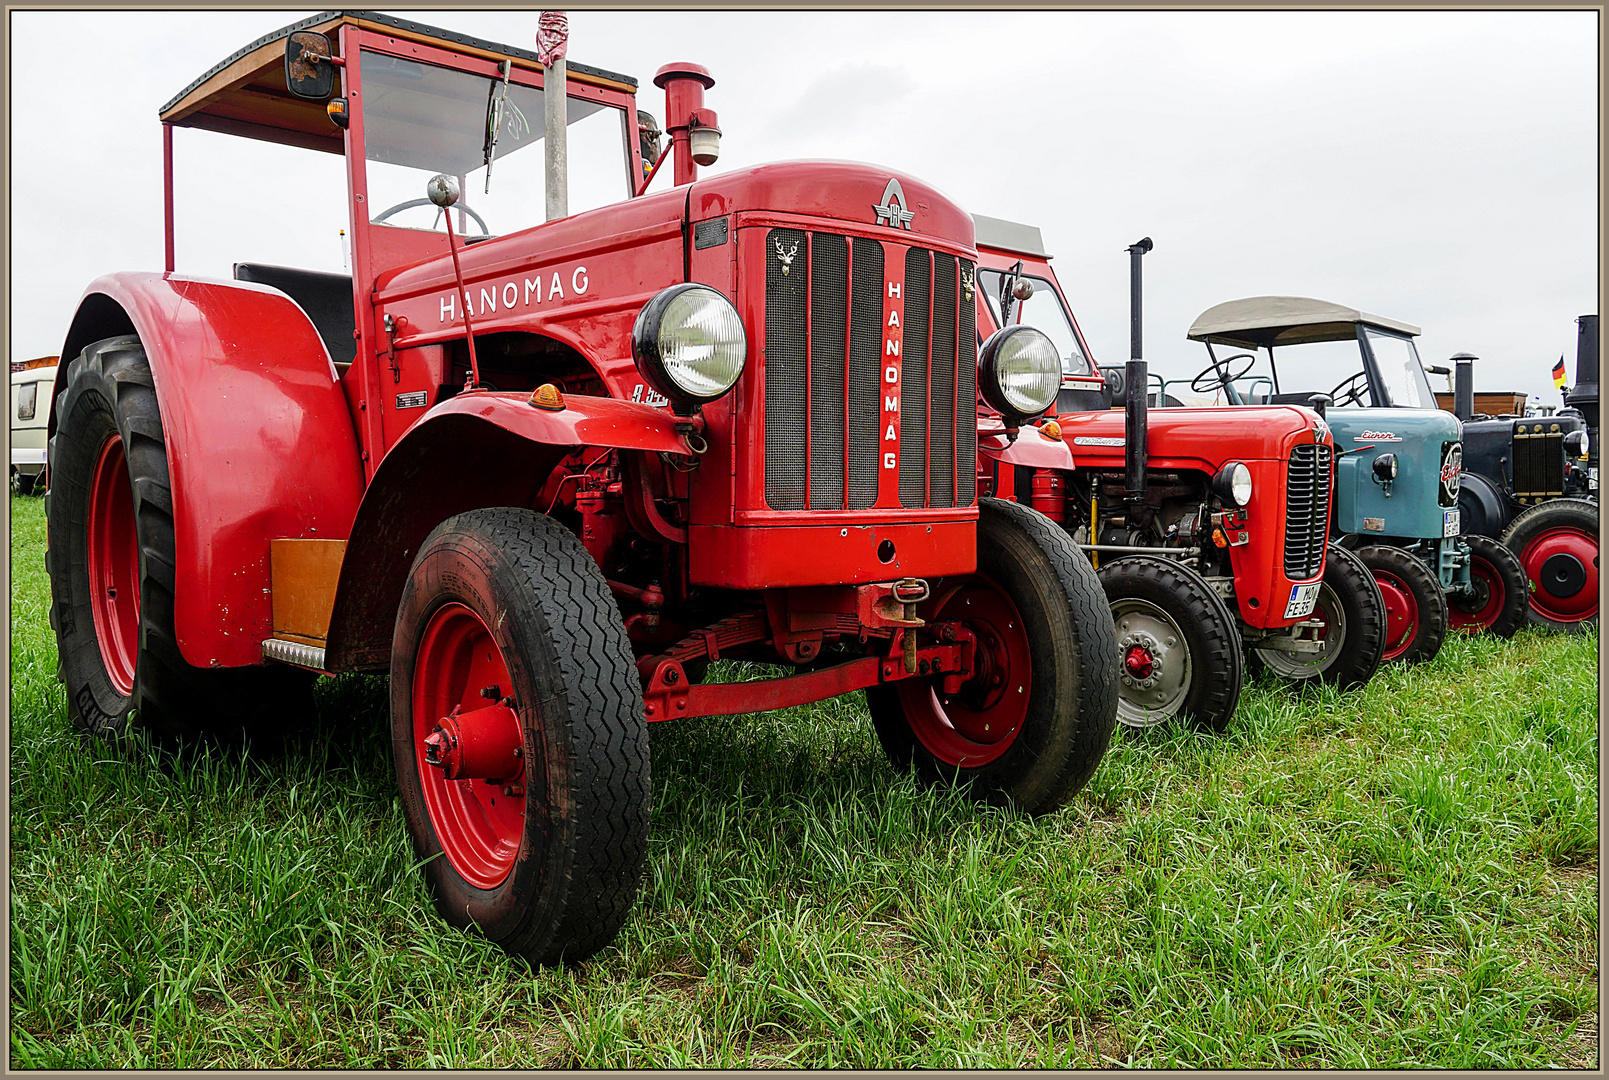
[535,11,569,67]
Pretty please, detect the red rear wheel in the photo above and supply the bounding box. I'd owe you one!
[411,602,528,891]
[1519,526,1599,624]
[86,434,140,695]
[895,579,1031,768]
[1501,498,1600,632]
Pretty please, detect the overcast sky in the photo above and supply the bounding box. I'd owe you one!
[8,9,1599,402]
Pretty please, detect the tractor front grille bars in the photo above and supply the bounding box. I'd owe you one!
[1512,427,1565,500]
[1283,444,1333,579]
[764,229,975,511]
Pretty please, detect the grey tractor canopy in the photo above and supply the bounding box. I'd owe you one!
[1185,296,1436,412]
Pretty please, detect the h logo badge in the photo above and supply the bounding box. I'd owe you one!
[873,178,915,230]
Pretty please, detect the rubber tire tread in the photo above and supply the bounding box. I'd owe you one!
[1098,555,1244,733]
[390,507,650,966]
[1249,542,1386,692]
[1355,544,1448,664]
[45,335,314,745]
[1455,532,1529,638]
[1499,497,1600,633]
[866,497,1119,814]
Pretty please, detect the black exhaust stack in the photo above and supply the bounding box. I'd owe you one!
[1451,351,1477,422]
[1565,314,1598,469]
[1125,237,1152,507]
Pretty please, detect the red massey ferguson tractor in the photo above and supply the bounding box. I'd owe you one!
[43,13,1119,964]
[968,217,1387,732]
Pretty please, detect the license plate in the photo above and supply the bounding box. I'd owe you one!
[1284,582,1321,620]
[1443,509,1460,537]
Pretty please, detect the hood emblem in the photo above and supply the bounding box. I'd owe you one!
[1441,442,1463,501]
[775,237,799,276]
[873,178,915,230]
[961,268,974,301]
[1357,430,1402,442]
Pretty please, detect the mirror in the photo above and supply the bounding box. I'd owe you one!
[285,31,335,101]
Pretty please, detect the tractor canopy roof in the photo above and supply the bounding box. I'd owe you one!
[157,10,637,156]
[972,214,1050,259]
[1187,296,1420,350]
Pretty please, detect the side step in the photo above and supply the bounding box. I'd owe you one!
[262,638,329,672]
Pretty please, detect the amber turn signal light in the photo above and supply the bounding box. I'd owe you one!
[1212,527,1229,549]
[327,98,349,129]
[1037,419,1063,442]
[529,383,566,411]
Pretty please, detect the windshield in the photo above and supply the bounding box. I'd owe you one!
[977,270,1092,376]
[1364,330,1436,408]
[359,51,632,237]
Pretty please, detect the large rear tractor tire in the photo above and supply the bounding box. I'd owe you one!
[1355,545,1448,664]
[1097,555,1243,733]
[390,507,651,966]
[1248,543,1386,691]
[45,335,314,745]
[866,498,1119,815]
[1500,498,1599,632]
[1447,533,1529,638]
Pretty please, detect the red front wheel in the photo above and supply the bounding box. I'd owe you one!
[866,498,1118,814]
[391,507,650,965]
[1448,533,1529,638]
[1355,545,1447,664]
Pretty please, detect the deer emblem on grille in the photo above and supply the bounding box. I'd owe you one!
[775,238,799,276]
[961,268,974,301]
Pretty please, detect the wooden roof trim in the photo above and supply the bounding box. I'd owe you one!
[161,11,637,127]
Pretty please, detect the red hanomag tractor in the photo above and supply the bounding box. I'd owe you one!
[968,217,1387,731]
[44,13,1119,964]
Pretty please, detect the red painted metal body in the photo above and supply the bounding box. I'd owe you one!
[57,17,1001,721]
[51,272,365,669]
[972,244,1331,631]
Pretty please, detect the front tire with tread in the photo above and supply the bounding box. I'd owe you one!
[390,507,651,965]
[867,497,1119,814]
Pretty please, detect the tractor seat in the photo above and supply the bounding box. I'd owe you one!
[233,263,356,369]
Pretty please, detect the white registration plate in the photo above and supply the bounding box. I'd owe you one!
[1443,509,1460,537]
[1284,582,1321,620]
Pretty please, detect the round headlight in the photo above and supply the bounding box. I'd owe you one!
[1565,429,1589,459]
[1213,461,1253,507]
[979,326,1060,422]
[1372,452,1399,482]
[631,283,747,407]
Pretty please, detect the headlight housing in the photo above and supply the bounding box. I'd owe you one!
[1565,429,1590,459]
[1213,461,1253,507]
[631,283,747,409]
[1372,452,1399,482]
[978,326,1060,423]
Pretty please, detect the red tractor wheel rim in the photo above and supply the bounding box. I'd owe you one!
[412,603,527,891]
[87,434,140,695]
[896,577,1031,769]
[1449,553,1504,632]
[1520,526,1599,622]
[1373,569,1420,662]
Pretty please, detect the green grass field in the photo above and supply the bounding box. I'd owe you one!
[8,492,1599,1068]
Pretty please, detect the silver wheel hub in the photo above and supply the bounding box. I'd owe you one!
[1112,601,1193,729]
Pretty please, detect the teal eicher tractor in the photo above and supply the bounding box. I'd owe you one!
[1176,297,1529,663]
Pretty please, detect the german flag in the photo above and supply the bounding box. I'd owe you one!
[1552,356,1568,389]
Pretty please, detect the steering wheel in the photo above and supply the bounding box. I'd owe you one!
[374,198,491,236]
[1190,352,1255,394]
[1328,370,1372,408]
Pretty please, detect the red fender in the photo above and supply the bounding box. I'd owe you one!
[324,392,692,671]
[50,273,365,670]
[977,422,1079,470]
